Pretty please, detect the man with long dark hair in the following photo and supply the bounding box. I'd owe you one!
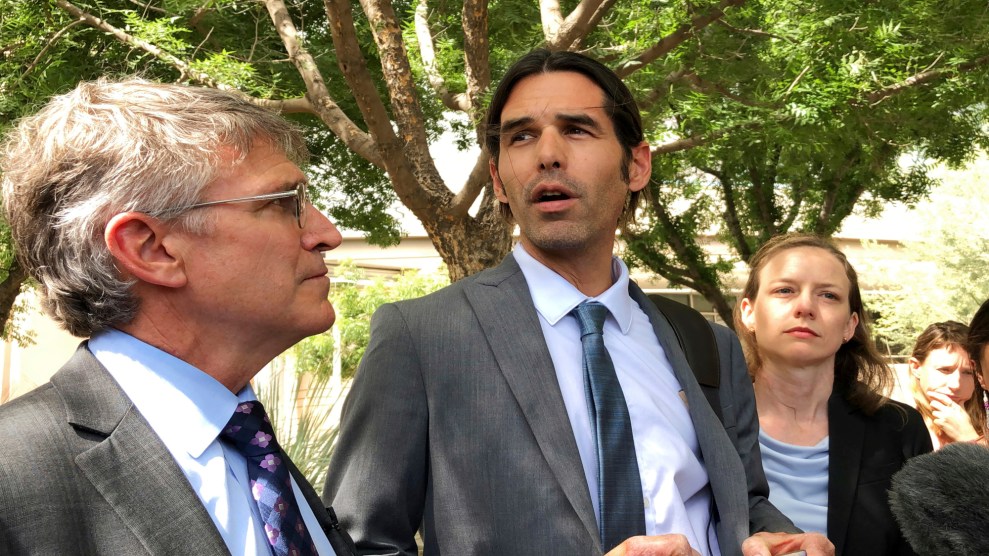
[326,50,831,556]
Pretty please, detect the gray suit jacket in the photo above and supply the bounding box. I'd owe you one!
[0,343,345,555]
[324,255,795,556]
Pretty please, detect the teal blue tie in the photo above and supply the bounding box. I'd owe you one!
[572,301,646,551]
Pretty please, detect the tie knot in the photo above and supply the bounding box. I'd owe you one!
[221,400,280,456]
[572,301,609,336]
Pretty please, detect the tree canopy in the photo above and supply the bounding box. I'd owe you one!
[2,0,988,332]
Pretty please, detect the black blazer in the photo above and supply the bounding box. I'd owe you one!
[828,390,933,556]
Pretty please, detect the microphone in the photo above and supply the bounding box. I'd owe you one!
[889,442,989,555]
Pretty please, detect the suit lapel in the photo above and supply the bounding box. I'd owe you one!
[53,346,229,556]
[826,391,861,555]
[464,255,601,551]
[630,285,749,536]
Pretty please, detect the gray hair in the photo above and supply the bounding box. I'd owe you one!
[1,78,308,337]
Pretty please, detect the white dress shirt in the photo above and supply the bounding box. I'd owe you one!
[89,329,335,556]
[514,244,720,556]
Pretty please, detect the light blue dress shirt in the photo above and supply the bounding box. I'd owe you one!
[89,329,335,555]
[514,244,720,556]
[759,429,829,535]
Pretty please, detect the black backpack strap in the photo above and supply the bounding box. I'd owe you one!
[647,294,723,424]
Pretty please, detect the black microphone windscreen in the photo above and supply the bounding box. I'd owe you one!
[889,442,989,556]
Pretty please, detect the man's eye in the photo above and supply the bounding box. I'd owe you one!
[271,197,295,212]
[507,131,534,144]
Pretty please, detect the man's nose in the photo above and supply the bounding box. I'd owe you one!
[303,205,342,253]
[537,129,566,172]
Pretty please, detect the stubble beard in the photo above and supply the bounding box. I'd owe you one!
[518,171,595,253]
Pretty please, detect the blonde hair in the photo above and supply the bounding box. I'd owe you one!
[733,233,894,415]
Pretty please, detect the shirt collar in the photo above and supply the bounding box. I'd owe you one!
[89,329,255,459]
[513,243,634,333]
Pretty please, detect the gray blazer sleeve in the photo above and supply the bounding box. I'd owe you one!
[323,303,426,556]
[711,323,799,535]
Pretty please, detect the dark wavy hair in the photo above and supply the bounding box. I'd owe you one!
[968,299,989,376]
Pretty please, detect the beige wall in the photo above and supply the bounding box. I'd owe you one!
[1,290,82,403]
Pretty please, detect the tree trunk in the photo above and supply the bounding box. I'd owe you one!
[425,191,512,282]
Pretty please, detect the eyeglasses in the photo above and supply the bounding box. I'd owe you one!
[165,182,309,228]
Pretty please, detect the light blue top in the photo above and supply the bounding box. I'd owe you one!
[90,329,335,555]
[759,429,829,535]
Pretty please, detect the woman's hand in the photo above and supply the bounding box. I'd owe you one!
[928,390,981,442]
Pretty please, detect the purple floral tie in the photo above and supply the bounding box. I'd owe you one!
[222,400,317,556]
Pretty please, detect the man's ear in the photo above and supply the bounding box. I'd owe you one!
[104,212,187,288]
[490,157,509,204]
[627,141,652,193]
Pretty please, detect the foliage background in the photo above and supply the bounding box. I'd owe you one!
[863,155,989,353]
[293,261,448,379]
[2,0,989,335]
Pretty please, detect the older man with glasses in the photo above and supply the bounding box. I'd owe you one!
[0,79,355,556]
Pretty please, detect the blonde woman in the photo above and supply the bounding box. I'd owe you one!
[735,233,931,556]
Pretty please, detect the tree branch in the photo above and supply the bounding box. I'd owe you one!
[639,68,690,110]
[264,0,384,168]
[128,0,168,15]
[414,0,470,112]
[55,0,224,88]
[616,0,746,78]
[715,17,793,42]
[360,0,449,200]
[702,166,752,261]
[682,71,775,108]
[632,192,736,324]
[254,97,317,115]
[651,130,720,155]
[747,158,778,238]
[450,150,490,217]
[323,0,435,214]
[539,0,565,44]
[547,0,613,51]
[865,54,989,105]
[461,0,491,115]
[54,0,348,155]
[19,19,86,82]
